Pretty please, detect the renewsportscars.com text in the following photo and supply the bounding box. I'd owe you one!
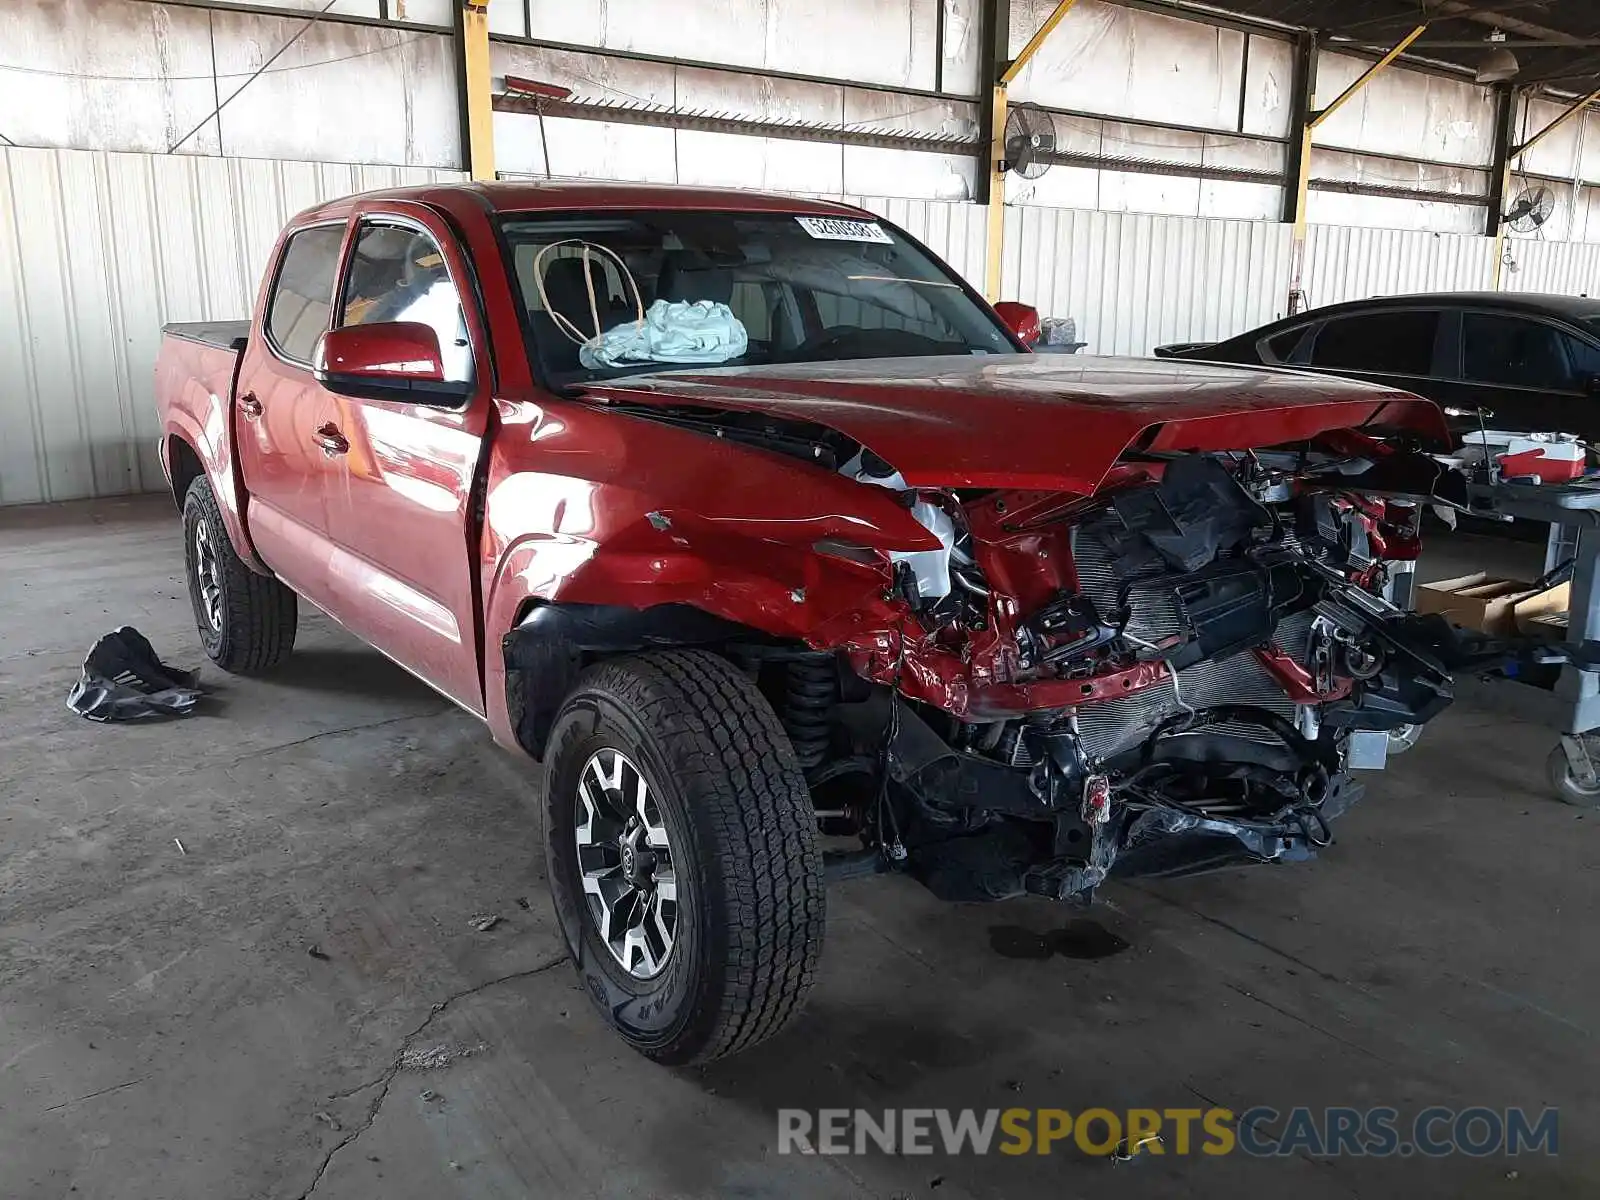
[777,1106,1559,1158]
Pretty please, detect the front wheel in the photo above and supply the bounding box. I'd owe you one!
[544,650,825,1064]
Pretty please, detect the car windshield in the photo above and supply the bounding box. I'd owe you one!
[499,210,1018,386]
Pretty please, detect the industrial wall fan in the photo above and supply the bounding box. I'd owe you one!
[1505,185,1555,235]
[1004,106,1057,179]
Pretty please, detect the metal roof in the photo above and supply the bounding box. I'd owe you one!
[1148,1,1600,90]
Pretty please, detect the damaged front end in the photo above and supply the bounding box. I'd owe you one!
[792,442,1462,904]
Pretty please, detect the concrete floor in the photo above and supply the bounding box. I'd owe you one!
[2,496,1597,1199]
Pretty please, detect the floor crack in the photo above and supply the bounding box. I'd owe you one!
[44,1076,147,1113]
[226,710,456,768]
[292,954,569,1200]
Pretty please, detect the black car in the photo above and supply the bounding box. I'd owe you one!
[1156,292,1600,444]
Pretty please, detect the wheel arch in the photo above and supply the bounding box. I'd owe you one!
[166,433,205,511]
[501,600,793,761]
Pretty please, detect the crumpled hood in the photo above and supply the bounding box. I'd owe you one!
[581,354,1450,495]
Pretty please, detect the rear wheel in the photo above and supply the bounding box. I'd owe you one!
[182,478,297,674]
[544,650,824,1064]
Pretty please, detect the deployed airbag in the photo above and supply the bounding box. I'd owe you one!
[579,299,748,368]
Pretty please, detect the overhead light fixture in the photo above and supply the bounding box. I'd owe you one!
[1476,30,1519,84]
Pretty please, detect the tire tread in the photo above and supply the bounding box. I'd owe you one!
[184,478,297,674]
[576,650,825,1062]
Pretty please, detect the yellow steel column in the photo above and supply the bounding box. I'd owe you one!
[1287,24,1426,312]
[983,0,1081,302]
[1490,155,1517,290]
[461,0,496,181]
[1493,84,1600,289]
[985,83,1009,301]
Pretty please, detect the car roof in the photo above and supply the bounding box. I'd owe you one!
[294,180,878,224]
[1291,290,1600,326]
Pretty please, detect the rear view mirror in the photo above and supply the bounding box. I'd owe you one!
[314,321,468,402]
[993,301,1041,348]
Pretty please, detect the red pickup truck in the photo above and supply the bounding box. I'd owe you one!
[156,181,1462,1064]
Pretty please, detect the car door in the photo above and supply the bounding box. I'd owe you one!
[233,221,351,609]
[315,206,491,714]
[1434,309,1600,442]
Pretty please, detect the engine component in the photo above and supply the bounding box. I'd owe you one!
[834,448,1460,909]
[1020,591,1119,666]
[1157,549,1311,669]
[1093,454,1271,573]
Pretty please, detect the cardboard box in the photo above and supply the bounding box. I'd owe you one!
[1513,583,1571,640]
[1417,572,1572,638]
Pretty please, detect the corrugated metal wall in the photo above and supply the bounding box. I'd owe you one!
[840,195,992,291]
[999,206,1294,355]
[1500,239,1600,296]
[11,148,1600,508]
[0,147,463,507]
[1300,225,1497,307]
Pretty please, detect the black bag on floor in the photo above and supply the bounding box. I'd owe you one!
[67,626,204,722]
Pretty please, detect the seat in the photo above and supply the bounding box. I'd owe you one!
[655,254,734,306]
[532,256,628,374]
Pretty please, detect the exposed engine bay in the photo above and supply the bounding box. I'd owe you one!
[780,441,1463,904]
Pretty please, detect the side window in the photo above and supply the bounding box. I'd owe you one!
[1310,311,1439,376]
[1461,312,1587,391]
[266,225,346,363]
[1564,332,1600,384]
[1262,325,1313,364]
[340,222,472,384]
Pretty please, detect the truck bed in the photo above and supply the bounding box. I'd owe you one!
[163,320,251,351]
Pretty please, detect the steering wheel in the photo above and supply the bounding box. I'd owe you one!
[790,326,868,360]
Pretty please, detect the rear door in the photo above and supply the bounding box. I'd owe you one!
[234,222,350,607]
[1433,309,1600,441]
[315,205,491,713]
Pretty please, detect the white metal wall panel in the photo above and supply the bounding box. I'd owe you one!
[0,147,463,507]
[997,206,1293,355]
[5,1,460,167]
[843,195,990,290]
[519,0,943,93]
[1300,225,1497,308]
[1500,240,1600,297]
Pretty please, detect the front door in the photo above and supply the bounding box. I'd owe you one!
[314,206,491,714]
[233,221,350,610]
[1300,307,1448,401]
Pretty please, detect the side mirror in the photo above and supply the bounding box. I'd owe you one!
[993,301,1041,348]
[314,322,468,402]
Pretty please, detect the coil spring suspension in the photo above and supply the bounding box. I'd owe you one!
[783,657,837,771]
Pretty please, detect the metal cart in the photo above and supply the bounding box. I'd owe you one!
[1466,478,1600,805]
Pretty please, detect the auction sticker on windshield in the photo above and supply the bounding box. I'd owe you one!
[795,216,894,244]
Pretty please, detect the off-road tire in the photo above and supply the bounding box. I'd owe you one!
[182,477,297,674]
[545,650,825,1064]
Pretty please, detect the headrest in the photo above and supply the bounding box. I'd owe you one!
[657,254,733,305]
[543,255,611,322]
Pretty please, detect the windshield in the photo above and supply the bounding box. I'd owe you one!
[499,210,1018,386]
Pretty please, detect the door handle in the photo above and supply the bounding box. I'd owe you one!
[313,424,350,457]
[238,393,263,419]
